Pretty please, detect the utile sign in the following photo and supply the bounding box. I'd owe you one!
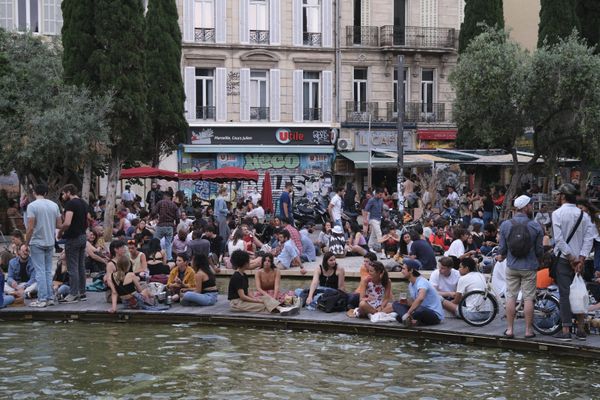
[189,127,338,146]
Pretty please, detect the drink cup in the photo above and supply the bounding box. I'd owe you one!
[399,292,408,305]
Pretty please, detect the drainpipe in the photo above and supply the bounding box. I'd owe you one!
[335,0,341,123]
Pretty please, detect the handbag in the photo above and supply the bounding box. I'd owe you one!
[550,210,583,280]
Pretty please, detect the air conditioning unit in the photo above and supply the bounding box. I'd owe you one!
[337,138,354,151]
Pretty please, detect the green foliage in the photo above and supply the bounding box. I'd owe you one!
[61,0,98,87]
[576,0,600,51]
[144,0,187,166]
[538,0,580,48]
[459,0,505,54]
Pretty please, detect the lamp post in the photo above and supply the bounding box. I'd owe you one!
[367,111,372,189]
[396,55,405,213]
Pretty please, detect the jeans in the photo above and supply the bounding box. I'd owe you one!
[392,301,441,326]
[556,257,576,327]
[367,219,383,252]
[56,284,70,298]
[30,244,54,302]
[295,286,338,309]
[154,226,174,261]
[347,292,360,309]
[181,291,218,306]
[1,295,15,308]
[483,211,493,225]
[333,219,342,228]
[65,234,87,297]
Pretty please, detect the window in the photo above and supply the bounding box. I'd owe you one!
[194,0,215,42]
[250,70,269,120]
[249,0,269,43]
[353,68,368,112]
[393,67,408,113]
[42,0,62,34]
[303,71,320,121]
[302,0,321,45]
[0,0,13,30]
[195,68,215,120]
[17,0,38,32]
[421,69,435,114]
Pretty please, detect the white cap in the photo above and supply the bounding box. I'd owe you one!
[332,225,343,234]
[513,195,531,210]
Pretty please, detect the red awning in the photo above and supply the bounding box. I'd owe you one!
[197,167,259,183]
[418,129,458,141]
[120,167,178,181]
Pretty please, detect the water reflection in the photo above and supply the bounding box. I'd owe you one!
[0,323,598,399]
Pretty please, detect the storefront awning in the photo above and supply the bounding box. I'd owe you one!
[339,152,439,169]
[182,145,335,154]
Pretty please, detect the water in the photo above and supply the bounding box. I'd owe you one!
[0,322,598,399]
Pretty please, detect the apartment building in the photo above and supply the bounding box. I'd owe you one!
[0,0,63,34]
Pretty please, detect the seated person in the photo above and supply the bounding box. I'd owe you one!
[187,229,210,259]
[408,228,437,270]
[392,259,444,326]
[147,250,171,276]
[128,240,148,280]
[445,228,477,267]
[317,221,333,254]
[300,227,317,262]
[172,229,190,258]
[429,226,451,255]
[228,250,296,315]
[344,222,368,257]
[53,252,71,300]
[327,225,347,258]
[5,244,36,299]
[537,252,555,290]
[202,226,223,269]
[104,240,128,286]
[241,222,264,253]
[85,230,109,274]
[107,255,165,312]
[166,253,196,302]
[0,269,15,308]
[480,223,499,255]
[181,254,218,307]
[379,227,400,259]
[442,257,487,315]
[429,256,460,299]
[254,253,294,304]
[351,261,393,318]
[274,230,306,274]
[9,230,24,256]
[301,252,346,308]
[347,252,378,309]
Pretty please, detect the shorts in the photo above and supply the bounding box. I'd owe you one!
[506,268,537,301]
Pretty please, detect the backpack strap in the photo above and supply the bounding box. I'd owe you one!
[556,210,584,259]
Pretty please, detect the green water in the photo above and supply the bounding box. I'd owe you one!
[0,323,598,399]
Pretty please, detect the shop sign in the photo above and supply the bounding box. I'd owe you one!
[417,129,457,141]
[188,126,337,146]
[355,130,416,151]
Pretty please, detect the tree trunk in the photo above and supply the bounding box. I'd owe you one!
[81,160,92,203]
[103,152,121,242]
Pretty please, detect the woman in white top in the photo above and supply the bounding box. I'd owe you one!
[442,257,486,315]
[445,228,477,267]
[227,229,246,255]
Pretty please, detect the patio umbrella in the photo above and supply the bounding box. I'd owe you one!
[261,171,273,214]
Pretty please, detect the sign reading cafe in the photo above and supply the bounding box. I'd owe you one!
[189,127,338,146]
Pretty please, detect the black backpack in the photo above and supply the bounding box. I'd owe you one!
[508,220,531,258]
[317,290,348,313]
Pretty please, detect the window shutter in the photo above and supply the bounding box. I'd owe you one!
[322,0,333,47]
[420,0,438,28]
[240,68,251,122]
[293,69,304,122]
[42,0,53,34]
[270,69,281,122]
[0,0,14,31]
[215,0,227,43]
[216,67,228,121]
[269,0,280,45]
[183,0,194,42]
[239,0,249,44]
[292,0,301,46]
[184,67,197,121]
[322,71,333,123]
[55,0,63,33]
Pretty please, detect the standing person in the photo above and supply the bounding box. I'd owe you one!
[214,186,230,242]
[328,186,345,228]
[344,182,357,213]
[145,182,161,211]
[362,187,384,252]
[25,184,62,308]
[57,185,89,303]
[121,184,136,203]
[279,182,294,221]
[552,184,594,341]
[151,192,179,262]
[497,195,544,339]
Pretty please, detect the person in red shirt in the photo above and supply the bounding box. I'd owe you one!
[429,228,450,255]
[281,217,302,254]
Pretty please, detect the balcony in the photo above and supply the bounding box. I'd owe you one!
[303,32,322,46]
[346,26,379,46]
[346,101,381,122]
[380,26,457,49]
[386,102,447,123]
[194,28,215,43]
[250,107,269,121]
[250,30,270,44]
[303,107,321,121]
[195,105,216,120]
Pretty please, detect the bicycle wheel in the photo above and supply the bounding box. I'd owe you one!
[458,290,498,327]
[533,293,561,335]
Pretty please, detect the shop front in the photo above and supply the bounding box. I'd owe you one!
[417,129,457,149]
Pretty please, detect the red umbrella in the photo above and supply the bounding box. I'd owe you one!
[120,167,178,181]
[261,171,273,214]
[198,167,259,183]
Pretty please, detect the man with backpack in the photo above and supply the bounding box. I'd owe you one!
[497,195,543,339]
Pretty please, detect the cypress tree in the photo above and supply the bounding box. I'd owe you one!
[576,0,600,51]
[538,0,580,48]
[61,0,98,87]
[144,0,187,167]
[459,0,505,54]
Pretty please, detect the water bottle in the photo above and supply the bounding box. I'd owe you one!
[166,295,172,305]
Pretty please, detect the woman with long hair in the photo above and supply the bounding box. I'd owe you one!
[255,253,295,304]
[181,254,219,306]
[352,261,393,318]
[303,252,346,307]
[345,222,368,256]
[107,256,165,312]
[227,228,246,255]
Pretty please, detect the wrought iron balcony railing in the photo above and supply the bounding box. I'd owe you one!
[303,32,322,46]
[250,107,270,121]
[195,105,216,120]
[345,101,380,122]
[194,28,215,43]
[345,26,379,46]
[380,26,457,49]
[386,102,447,123]
[303,107,321,121]
[250,30,270,44]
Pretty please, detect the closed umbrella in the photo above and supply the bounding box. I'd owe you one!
[261,171,273,214]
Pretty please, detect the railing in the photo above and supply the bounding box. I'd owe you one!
[195,28,215,43]
[380,26,457,49]
[303,32,322,46]
[345,26,379,46]
[195,105,216,120]
[386,102,447,123]
[303,107,321,121]
[250,107,270,120]
[250,30,270,44]
[345,101,380,122]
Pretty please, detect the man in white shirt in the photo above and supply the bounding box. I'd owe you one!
[447,185,459,209]
[534,204,551,227]
[429,256,460,299]
[176,211,193,233]
[246,200,265,223]
[247,186,261,205]
[442,257,487,315]
[121,185,136,203]
[328,186,345,228]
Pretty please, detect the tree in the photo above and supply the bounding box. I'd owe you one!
[458,0,505,53]
[451,29,600,216]
[576,0,600,51]
[144,0,187,167]
[0,31,112,199]
[538,0,580,48]
[91,0,149,240]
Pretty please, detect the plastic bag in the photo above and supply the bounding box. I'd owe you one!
[569,273,589,314]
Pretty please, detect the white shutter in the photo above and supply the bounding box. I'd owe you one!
[322,0,333,47]
[184,67,197,121]
[270,69,281,122]
[269,0,280,45]
[292,0,302,46]
[216,67,227,121]
[293,69,304,122]
[240,0,249,44]
[420,0,438,28]
[183,0,194,42]
[322,71,333,123]
[240,68,251,122]
[55,0,63,33]
[215,0,226,43]
[0,0,14,31]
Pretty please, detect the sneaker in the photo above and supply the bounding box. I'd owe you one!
[29,300,47,308]
[59,294,79,304]
[277,306,300,316]
[554,331,572,341]
[79,294,87,302]
[402,314,413,328]
[46,299,55,306]
[575,331,587,341]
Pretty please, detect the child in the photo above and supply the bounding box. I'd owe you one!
[228,250,297,315]
[536,252,554,289]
